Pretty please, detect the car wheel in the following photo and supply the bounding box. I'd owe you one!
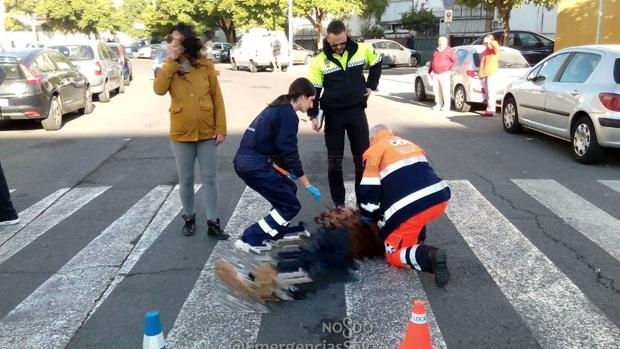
[415,78,426,101]
[78,89,94,115]
[231,59,238,71]
[304,55,312,65]
[42,96,62,131]
[98,81,111,103]
[281,65,288,72]
[502,96,522,133]
[572,116,603,164]
[249,60,258,73]
[408,55,418,67]
[454,85,471,112]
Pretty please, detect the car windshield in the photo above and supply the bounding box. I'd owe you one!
[49,45,95,61]
[0,60,24,81]
[499,49,530,68]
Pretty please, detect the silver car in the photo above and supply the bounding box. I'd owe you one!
[366,39,418,67]
[414,45,530,112]
[502,45,620,163]
[48,40,124,103]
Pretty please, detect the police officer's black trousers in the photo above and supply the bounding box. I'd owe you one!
[323,107,370,206]
[0,161,18,221]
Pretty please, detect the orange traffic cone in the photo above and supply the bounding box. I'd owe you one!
[398,300,437,349]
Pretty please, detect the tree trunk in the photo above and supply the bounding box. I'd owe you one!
[219,16,236,43]
[305,8,323,51]
[496,0,513,45]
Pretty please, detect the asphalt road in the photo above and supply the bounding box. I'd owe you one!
[0,59,619,349]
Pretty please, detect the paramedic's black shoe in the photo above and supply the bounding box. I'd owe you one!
[182,214,196,236]
[430,247,450,287]
[208,218,229,240]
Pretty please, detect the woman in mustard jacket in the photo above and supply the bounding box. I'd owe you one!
[154,23,228,239]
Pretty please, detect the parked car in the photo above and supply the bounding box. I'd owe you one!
[47,40,124,103]
[502,45,620,163]
[471,30,554,65]
[365,39,420,67]
[125,40,147,58]
[291,43,314,65]
[0,49,93,130]
[138,44,159,59]
[106,42,133,85]
[152,44,167,79]
[414,45,530,112]
[203,42,233,63]
[230,28,291,72]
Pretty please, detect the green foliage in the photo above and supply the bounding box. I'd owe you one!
[361,0,389,22]
[401,1,437,33]
[361,25,384,39]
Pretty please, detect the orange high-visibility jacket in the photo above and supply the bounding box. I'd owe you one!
[359,130,451,240]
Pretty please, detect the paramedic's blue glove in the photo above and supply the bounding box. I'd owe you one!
[360,216,374,226]
[305,185,321,203]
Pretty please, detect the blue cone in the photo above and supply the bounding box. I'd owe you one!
[143,310,166,349]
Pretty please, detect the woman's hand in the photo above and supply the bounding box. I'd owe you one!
[215,134,226,145]
[166,44,181,61]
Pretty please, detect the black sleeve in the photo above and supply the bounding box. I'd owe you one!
[307,87,322,118]
[366,64,381,91]
[275,108,304,178]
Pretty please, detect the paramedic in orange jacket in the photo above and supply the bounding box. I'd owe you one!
[358,124,451,287]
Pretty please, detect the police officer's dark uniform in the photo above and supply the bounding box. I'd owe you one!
[233,104,305,246]
[308,36,382,207]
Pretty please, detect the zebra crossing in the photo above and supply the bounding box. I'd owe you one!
[1,178,619,348]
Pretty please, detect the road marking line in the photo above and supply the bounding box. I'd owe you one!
[0,188,70,247]
[446,180,620,348]
[344,181,447,348]
[0,185,173,349]
[514,179,620,262]
[86,185,198,322]
[599,180,620,194]
[167,187,268,349]
[0,186,109,265]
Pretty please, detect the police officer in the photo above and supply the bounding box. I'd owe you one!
[358,124,451,287]
[234,78,321,247]
[308,20,382,208]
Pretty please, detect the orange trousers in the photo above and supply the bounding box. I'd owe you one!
[384,201,448,268]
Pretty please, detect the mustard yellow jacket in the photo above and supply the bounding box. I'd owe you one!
[154,58,226,142]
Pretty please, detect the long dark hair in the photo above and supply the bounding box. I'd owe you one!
[168,23,203,63]
[269,78,316,107]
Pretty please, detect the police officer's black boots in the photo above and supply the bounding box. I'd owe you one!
[207,218,229,240]
[430,247,450,287]
[182,214,196,236]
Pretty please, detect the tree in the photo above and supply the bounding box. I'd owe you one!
[118,0,149,37]
[293,0,363,48]
[362,0,389,23]
[457,0,560,43]
[400,1,437,35]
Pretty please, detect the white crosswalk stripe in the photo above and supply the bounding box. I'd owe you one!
[0,185,174,349]
[344,181,446,349]
[514,179,620,262]
[599,180,620,194]
[0,186,109,265]
[166,187,268,349]
[446,180,620,348]
[0,188,70,246]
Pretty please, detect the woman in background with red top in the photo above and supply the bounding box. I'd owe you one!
[479,35,500,117]
[427,36,456,112]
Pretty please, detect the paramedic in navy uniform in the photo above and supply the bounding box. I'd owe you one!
[233,78,321,246]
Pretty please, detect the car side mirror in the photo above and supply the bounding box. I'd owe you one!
[528,75,545,82]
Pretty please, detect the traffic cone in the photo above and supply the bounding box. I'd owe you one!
[143,310,166,349]
[398,300,437,349]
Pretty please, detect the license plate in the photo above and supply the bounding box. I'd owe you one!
[0,99,8,107]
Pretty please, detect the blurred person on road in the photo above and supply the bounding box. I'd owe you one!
[271,36,282,73]
[406,31,417,50]
[427,36,456,112]
[154,23,229,240]
[307,20,382,209]
[480,35,501,117]
[358,124,451,287]
[233,78,321,246]
[0,161,19,226]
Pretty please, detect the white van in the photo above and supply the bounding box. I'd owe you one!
[230,28,291,72]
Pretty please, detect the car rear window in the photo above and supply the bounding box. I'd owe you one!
[499,49,530,68]
[49,45,95,61]
[109,46,120,56]
[615,58,620,84]
[0,61,24,80]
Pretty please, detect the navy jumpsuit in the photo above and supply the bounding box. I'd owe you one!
[233,104,304,246]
